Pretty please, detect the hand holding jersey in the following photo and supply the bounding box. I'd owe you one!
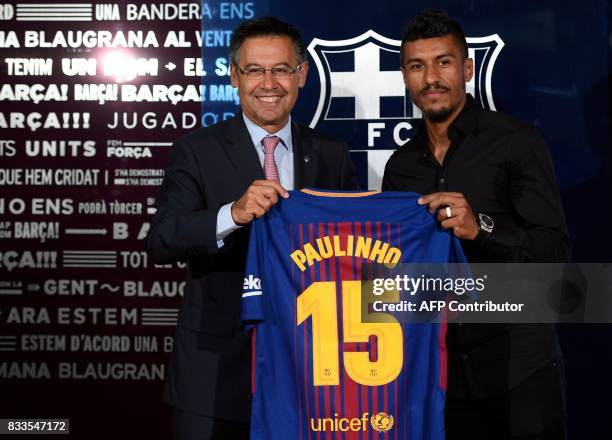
[231,180,289,225]
[418,192,479,240]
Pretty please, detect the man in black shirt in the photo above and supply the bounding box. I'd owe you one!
[383,9,570,440]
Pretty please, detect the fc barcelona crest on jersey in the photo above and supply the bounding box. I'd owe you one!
[307,30,504,189]
[371,411,394,433]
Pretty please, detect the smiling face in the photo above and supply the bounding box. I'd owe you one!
[401,34,473,124]
[230,35,308,133]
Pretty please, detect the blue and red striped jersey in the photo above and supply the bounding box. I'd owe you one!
[242,189,466,440]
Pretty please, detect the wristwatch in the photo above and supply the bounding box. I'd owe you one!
[476,213,494,244]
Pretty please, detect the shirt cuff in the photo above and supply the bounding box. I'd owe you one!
[216,202,241,248]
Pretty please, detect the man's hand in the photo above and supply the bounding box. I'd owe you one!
[231,180,289,225]
[418,192,479,240]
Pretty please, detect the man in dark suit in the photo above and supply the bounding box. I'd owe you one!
[146,16,357,440]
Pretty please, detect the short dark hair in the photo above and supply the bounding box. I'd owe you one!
[400,9,468,66]
[229,16,307,65]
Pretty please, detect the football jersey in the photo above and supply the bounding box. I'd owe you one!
[242,189,467,440]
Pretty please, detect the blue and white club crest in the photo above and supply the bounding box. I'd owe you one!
[307,30,504,189]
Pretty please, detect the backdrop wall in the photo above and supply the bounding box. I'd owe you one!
[0,1,610,438]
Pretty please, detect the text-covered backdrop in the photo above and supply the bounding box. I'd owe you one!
[1,0,610,438]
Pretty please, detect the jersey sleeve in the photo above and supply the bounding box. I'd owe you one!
[241,217,266,326]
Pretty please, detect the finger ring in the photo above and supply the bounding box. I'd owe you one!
[445,206,452,218]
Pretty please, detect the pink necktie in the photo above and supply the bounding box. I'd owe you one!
[262,136,281,183]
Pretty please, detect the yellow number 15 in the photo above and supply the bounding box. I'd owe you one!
[297,280,403,387]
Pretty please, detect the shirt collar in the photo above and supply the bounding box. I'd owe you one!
[450,93,480,137]
[413,93,480,152]
[242,113,292,151]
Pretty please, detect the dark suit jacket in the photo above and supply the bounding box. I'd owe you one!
[146,115,357,421]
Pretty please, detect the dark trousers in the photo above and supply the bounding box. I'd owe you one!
[172,408,250,440]
[446,360,567,440]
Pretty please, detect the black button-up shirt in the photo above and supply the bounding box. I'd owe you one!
[383,95,571,398]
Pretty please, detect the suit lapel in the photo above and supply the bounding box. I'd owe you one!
[223,116,320,189]
[223,114,265,186]
[292,122,318,189]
